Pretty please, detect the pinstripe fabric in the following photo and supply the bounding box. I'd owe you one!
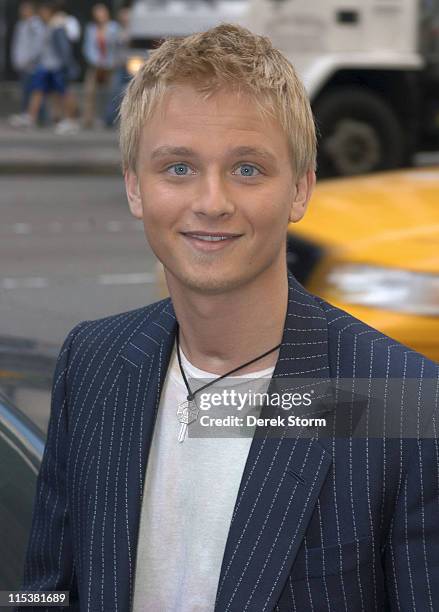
[19,272,439,611]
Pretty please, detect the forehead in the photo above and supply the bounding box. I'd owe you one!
[94,4,108,14]
[139,83,289,158]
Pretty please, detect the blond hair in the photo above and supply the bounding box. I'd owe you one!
[119,23,316,177]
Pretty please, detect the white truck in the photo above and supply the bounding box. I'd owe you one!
[127,0,439,176]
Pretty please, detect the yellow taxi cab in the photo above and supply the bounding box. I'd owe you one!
[290,167,439,362]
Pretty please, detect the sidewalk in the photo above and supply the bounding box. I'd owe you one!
[0,120,121,175]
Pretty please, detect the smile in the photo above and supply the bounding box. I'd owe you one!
[181,232,242,251]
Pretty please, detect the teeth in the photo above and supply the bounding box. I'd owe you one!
[190,235,230,241]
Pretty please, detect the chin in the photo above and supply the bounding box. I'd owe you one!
[167,267,249,296]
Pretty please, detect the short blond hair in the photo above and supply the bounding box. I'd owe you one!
[119,23,316,177]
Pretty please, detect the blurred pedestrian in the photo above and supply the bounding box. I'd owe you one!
[105,7,131,127]
[15,1,80,132]
[8,1,45,126]
[54,0,81,45]
[82,4,120,128]
[50,0,82,134]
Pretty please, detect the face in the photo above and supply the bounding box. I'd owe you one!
[118,8,130,27]
[93,4,109,24]
[20,3,34,19]
[39,6,53,22]
[125,83,315,296]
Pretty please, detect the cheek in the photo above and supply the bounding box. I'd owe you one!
[139,181,184,227]
[246,187,292,233]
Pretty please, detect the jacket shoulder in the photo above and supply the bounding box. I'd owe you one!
[62,299,172,394]
[314,297,438,379]
[68,298,170,353]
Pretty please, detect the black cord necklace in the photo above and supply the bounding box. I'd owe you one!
[175,325,281,442]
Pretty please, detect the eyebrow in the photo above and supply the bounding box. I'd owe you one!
[230,146,277,163]
[150,145,277,163]
[151,146,196,160]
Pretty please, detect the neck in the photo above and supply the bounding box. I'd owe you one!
[168,266,288,376]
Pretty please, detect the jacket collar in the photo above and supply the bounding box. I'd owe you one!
[120,271,333,611]
[121,271,331,376]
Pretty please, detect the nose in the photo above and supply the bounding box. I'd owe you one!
[191,170,235,218]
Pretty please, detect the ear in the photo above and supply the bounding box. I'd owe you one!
[289,169,316,223]
[125,169,143,220]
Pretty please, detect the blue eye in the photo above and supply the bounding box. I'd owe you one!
[235,164,261,177]
[167,163,192,176]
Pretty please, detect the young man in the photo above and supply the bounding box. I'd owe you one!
[21,24,438,611]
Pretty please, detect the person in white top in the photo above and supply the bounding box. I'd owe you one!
[122,22,315,610]
[8,1,45,125]
[52,0,81,134]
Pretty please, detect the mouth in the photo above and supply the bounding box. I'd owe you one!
[181,231,243,251]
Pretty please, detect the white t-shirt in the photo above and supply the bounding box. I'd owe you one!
[132,343,274,612]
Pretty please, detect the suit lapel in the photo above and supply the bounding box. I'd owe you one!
[115,299,178,611]
[214,273,333,611]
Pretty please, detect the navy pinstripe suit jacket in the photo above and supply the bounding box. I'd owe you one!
[21,272,439,611]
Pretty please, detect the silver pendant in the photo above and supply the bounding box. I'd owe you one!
[177,399,199,442]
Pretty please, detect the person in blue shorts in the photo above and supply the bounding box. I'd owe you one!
[18,0,79,132]
[9,2,45,115]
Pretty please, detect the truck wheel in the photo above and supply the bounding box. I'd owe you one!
[314,87,405,177]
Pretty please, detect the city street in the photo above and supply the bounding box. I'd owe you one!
[1,174,158,345]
